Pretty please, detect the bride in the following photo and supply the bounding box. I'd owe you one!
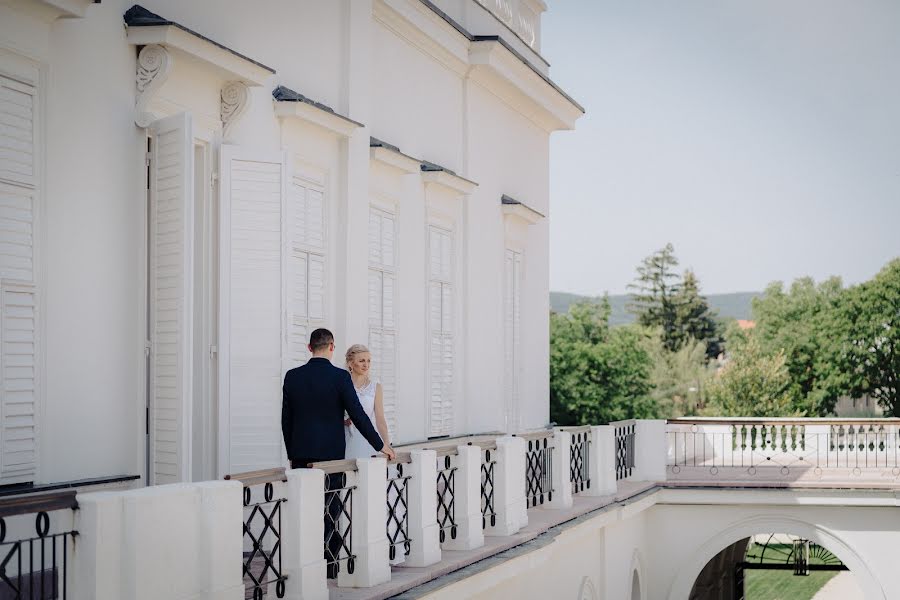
[344,344,406,565]
[344,344,391,460]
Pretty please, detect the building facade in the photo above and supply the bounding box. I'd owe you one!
[0,0,581,488]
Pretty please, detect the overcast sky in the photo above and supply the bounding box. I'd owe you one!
[543,0,900,296]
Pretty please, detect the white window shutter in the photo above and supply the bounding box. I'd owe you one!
[219,145,286,475]
[147,112,195,485]
[0,74,38,485]
[427,226,453,437]
[0,282,37,484]
[368,208,397,437]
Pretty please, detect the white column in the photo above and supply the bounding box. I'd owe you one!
[338,458,390,588]
[440,445,484,550]
[196,482,244,600]
[281,469,328,600]
[72,492,124,600]
[634,420,667,482]
[488,436,527,535]
[548,430,573,509]
[584,425,617,496]
[405,449,441,567]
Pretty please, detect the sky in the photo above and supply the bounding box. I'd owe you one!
[543,0,900,296]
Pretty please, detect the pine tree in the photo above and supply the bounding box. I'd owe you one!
[675,269,722,359]
[627,243,682,351]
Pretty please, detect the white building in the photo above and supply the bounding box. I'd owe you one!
[0,0,582,488]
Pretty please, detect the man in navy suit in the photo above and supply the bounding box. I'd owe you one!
[281,328,395,578]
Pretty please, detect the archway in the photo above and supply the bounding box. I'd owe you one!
[665,516,886,600]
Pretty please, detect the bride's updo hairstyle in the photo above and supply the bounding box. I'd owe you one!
[345,344,370,372]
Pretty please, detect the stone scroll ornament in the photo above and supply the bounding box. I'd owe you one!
[135,44,172,127]
[221,81,251,141]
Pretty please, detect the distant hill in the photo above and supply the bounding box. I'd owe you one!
[550,291,761,326]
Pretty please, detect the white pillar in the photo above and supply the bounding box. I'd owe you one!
[281,469,328,600]
[488,436,527,535]
[440,445,484,551]
[634,420,667,482]
[584,425,617,496]
[405,449,441,567]
[548,430,573,509]
[72,492,124,600]
[196,482,244,600]
[338,458,390,588]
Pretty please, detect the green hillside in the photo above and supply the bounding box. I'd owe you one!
[550,291,761,325]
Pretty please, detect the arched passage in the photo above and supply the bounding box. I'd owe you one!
[665,516,886,600]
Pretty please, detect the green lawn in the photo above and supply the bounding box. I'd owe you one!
[745,570,838,600]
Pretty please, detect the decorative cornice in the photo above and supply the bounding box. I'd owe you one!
[422,168,478,195]
[501,194,544,224]
[221,81,250,141]
[272,86,363,137]
[135,44,171,127]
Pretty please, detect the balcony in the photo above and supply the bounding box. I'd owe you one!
[1,418,895,599]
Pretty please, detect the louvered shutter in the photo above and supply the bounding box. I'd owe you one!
[428,226,453,437]
[148,112,194,484]
[286,177,326,365]
[367,208,397,436]
[504,249,523,432]
[0,74,38,484]
[219,146,285,475]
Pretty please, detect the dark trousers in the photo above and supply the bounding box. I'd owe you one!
[293,458,345,579]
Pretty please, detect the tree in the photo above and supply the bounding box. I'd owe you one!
[750,277,848,415]
[706,335,801,417]
[644,331,717,417]
[628,244,682,351]
[839,259,900,416]
[674,269,723,359]
[550,301,657,425]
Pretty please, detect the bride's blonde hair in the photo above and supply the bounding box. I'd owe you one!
[345,344,370,372]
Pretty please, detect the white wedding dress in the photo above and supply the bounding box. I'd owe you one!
[344,379,380,459]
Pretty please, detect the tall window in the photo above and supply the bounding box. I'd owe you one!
[504,249,522,432]
[288,176,326,362]
[428,225,453,437]
[368,208,396,436]
[0,70,39,484]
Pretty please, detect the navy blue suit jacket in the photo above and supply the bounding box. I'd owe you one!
[281,357,384,462]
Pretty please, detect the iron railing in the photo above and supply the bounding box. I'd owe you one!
[386,456,411,561]
[435,449,458,543]
[478,443,497,529]
[520,430,554,508]
[308,460,357,579]
[612,420,636,480]
[666,419,900,479]
[225,468,288,600]
[564,426,591,494]
[0,490,78,600]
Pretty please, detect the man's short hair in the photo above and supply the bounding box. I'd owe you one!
[309,328,334,352]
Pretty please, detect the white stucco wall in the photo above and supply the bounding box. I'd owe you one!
[0,0,574,486]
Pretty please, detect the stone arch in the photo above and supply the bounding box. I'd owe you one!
[665,515,885,600]
[629,549,645,600]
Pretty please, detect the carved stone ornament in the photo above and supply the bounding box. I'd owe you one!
[221,81,251,141]
[135,44,172,127]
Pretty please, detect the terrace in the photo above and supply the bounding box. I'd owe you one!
[0,418,896,599]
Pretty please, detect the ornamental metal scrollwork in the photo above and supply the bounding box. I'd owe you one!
[221,81,251,141]
[135,44,172,127]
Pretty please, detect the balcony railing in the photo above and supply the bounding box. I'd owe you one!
[562,426,592,494]
[309,459,357,579]
[520,430,554,508]
[386,456,411,562]
[435,449,459,544]
[667,418,900,482]
[0,490,77,600]
[224,468,288,600]
[479,443,497,529]
[612,420,637,480]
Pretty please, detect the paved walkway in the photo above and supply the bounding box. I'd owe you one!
[811,572,864,600]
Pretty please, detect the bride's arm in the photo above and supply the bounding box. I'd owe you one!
[373,383,391,447]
